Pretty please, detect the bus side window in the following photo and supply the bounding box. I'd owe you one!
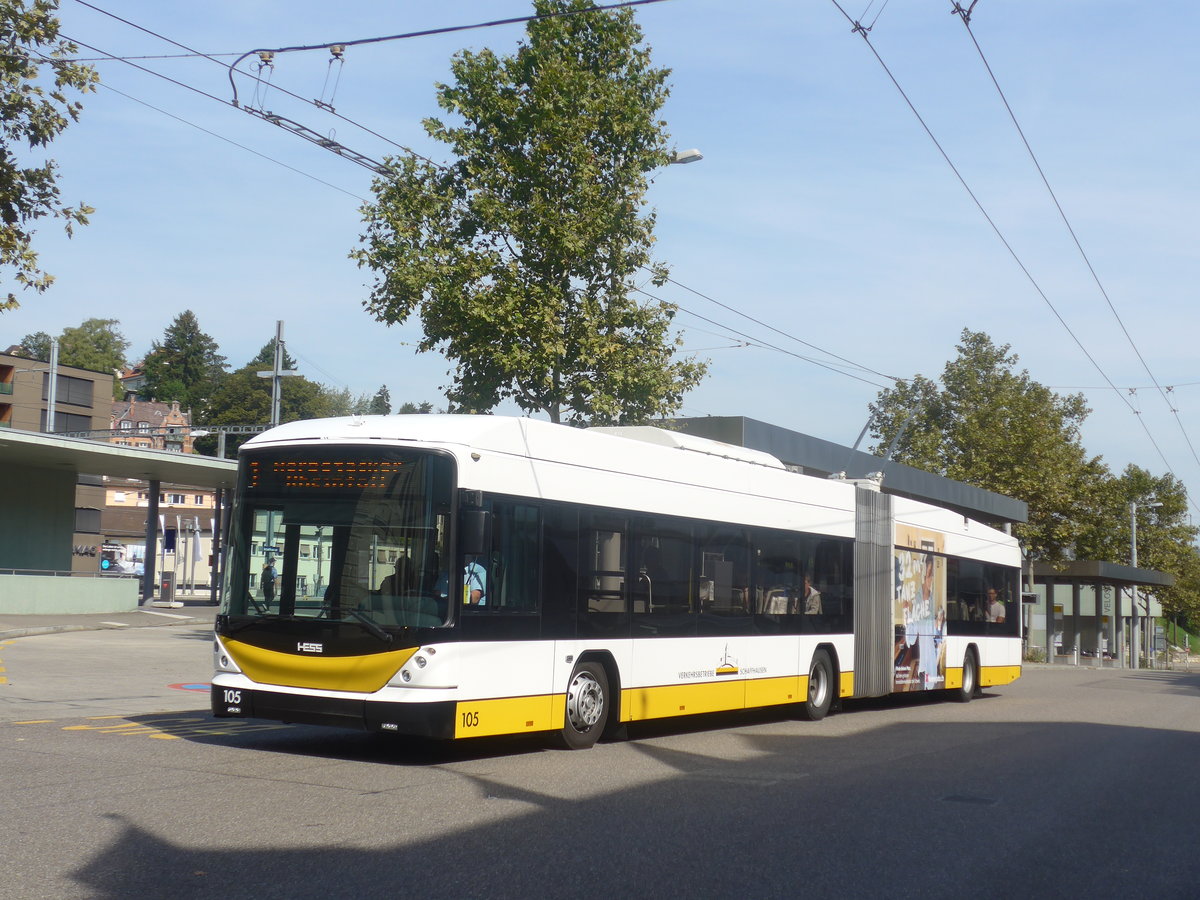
[490,503,539,612]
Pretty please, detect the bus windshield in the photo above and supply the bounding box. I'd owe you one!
[221,446,454,629]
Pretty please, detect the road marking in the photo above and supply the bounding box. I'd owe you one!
[137,609,194,620]
[13,720,54,724]
[57,715,290,740]
[100,621,130,627]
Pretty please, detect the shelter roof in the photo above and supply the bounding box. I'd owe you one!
[0,428,237,489]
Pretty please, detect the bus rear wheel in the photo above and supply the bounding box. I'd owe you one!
[952,648,978,703]
[555,661,609,750]
[799,649,834,721]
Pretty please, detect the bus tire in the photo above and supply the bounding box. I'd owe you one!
[953,648,978,703]
[799,649,834,721]
[555,661,609,750]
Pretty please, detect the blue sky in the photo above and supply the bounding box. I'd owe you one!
[10,0,1200,518]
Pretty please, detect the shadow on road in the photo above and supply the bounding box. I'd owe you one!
[68,712,1200,899]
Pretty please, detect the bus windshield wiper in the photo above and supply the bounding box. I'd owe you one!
[305,602,393,644]
[345,607,393,644]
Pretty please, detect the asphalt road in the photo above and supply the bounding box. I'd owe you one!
[2,626,1199,899]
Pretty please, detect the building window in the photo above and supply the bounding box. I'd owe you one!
[194,495,204,505]
[44,373,94,408]
[119,420,132,430]
[167,493,185,505]
[137,421,150,432]
[42,410,91,433]
[75,507,101,534]
[114,492,126,503]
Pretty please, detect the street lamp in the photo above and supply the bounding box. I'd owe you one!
[669,148,703,165]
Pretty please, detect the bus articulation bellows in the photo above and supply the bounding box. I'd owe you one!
[212,415,1022,748]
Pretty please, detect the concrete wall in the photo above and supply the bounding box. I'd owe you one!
[0,465,76,571]
[0,574,139,614]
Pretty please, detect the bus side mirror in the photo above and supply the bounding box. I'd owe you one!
[460,509,491,556]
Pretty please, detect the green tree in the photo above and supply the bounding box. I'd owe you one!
[197,362,333,457]
[0,0,98,311]
[59,317,127,379]
[11,329,51,359]
[1075,465,1200,626]
[249,339,298,371]
[367,385,391,416]
[353,0,706,425]
[313,385,379,416]
[397,400,435,415]
[14,318,127,376]
[867,329,1106,562]
[138,310,228,413]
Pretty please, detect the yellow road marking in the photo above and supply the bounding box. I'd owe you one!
[13,720,54,725]
[61,716,291,740]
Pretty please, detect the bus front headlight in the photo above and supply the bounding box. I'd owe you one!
[213,637,242,674]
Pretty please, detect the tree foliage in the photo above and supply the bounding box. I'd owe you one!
[397,400,435,415]
[10,329,51,359]
[14,317,127,375]
[1075,466,1200,624]
[139,310,227,413]
[0,0,98,310]
[197,362,334,457]
[249,338,298,371]
[368,384,391,416]
[867,330,1106,562]
[58,317,127,377]
[353,0,706,425]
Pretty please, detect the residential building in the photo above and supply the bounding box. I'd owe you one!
[110,398,194,453]
[0,350,114,573]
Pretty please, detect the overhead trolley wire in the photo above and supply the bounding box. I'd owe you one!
[651,268,899,382]
[69,0,437,167]
[949,1,1200,472]
[635,285,893,390]
[825,0,1178,480]
[91,80,368,201]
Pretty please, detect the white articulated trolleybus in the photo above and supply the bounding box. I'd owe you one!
[212,415,1022,748]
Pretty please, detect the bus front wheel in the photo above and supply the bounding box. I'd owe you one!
[555,661,610,750]
[799,649,834,721]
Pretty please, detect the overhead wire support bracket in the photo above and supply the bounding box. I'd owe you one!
[951,1,981,25]
[242,107,387,174]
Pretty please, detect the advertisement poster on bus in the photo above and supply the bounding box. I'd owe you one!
[894,526,946,692]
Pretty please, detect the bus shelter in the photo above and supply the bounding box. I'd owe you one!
[1030,561,1173,668]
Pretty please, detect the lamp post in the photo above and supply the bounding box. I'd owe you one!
[1130,497,1162,667]
[668,148,703,165]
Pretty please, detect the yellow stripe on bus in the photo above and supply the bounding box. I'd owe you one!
[946,664,1022,689]
[454,694,562,738]
[980,665,1021,687]
[224,639,417,693]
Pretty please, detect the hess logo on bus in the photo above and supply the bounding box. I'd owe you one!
[297,642,324,654]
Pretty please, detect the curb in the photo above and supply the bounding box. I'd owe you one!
[0,612,214,642]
